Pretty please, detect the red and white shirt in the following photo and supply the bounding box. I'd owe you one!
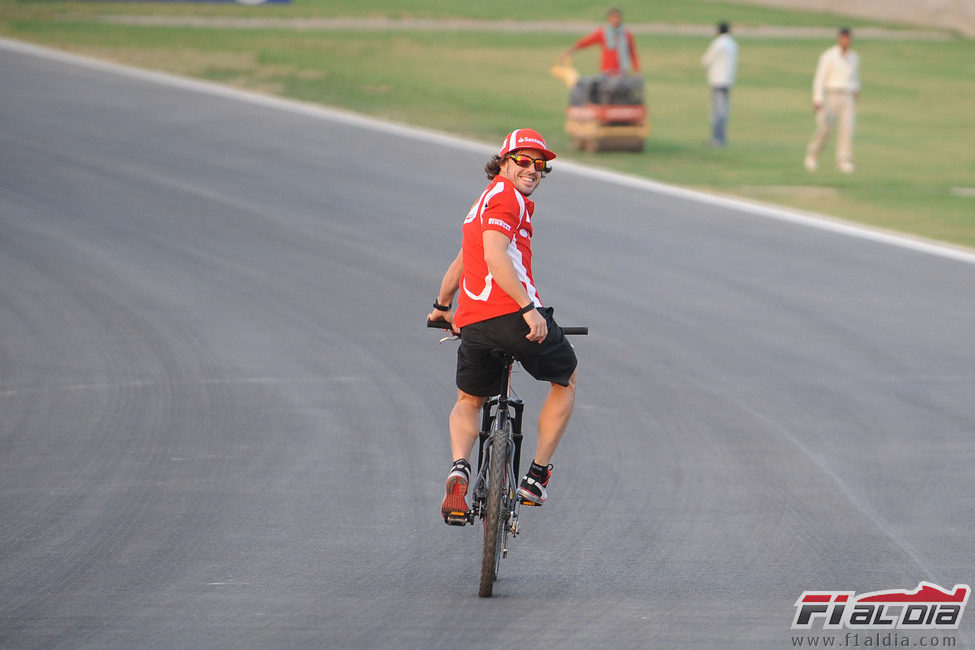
[453,176,541,328]
[573,27,641,74]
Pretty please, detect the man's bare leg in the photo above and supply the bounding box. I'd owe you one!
[449,389,485,462]
[532,370,577,465]
[442,389,486,522]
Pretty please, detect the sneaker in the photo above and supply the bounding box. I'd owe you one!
[441,459,471,525]
[516,461,553,506]
[838,161,855,174]
[804,155,819,172]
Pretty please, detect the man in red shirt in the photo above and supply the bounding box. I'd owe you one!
[563,7,640,75]
[427,129,579,523]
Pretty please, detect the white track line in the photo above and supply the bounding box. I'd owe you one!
[4,36,973,266]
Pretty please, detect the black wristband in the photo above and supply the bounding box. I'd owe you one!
[433,300,451,312]
[517,303,537,315]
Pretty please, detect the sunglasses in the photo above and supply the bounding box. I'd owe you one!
[505,154,547,172]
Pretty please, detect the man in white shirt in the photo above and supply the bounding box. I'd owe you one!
[805,27,861,173]
[701,21,738,148]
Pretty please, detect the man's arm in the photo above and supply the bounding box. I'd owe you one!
[626,31,640,72]
[562,28,603,58]
[701,39,717,68]
[426,249,462,328]
[812,50,829,109]
[482,231,547,343]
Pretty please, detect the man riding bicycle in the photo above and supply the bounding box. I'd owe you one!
[427,128,579,524]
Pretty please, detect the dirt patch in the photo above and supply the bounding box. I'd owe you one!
[706,0,975,37]
[92,16,953,40]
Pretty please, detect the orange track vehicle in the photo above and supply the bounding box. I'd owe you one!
[553,58,649,153]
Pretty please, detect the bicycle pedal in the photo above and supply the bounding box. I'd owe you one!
[519,499,542,507]
[444,511,470,526]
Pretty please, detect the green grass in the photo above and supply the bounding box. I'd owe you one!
[2,1,974,247]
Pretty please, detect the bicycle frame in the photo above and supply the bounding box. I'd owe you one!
[468,354,524,533]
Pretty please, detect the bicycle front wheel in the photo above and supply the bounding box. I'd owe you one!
[478,417,510,598]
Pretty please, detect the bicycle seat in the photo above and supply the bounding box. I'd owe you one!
[490,348,517,362]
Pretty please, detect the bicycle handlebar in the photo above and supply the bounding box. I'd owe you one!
[427,319,587,336]
[427,318,454,330]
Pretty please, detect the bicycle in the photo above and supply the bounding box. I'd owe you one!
[427,318,587,597]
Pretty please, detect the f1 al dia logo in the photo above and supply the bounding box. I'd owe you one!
[792,582,970,630]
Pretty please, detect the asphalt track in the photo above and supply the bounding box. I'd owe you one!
[1,40,974,649]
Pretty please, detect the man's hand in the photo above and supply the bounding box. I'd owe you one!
[523,307,548,343]
[427,308,458,333]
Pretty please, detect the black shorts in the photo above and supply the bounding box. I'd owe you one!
[456,306,578,397]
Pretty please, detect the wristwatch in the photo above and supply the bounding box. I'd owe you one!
[433,300,451,312]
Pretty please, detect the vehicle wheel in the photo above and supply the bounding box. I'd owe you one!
[478,418,509,597]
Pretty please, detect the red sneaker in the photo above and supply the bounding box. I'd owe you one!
[441,474,469,525]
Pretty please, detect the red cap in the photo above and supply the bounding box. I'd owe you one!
[499,128,556,161]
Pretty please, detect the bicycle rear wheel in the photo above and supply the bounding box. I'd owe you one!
[478,416,510,598]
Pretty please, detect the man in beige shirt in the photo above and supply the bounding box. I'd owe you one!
[805,28,860,173]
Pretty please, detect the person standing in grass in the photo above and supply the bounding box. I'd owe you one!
[701,21,738,148]
[805,27,860,174]
[562,7,640,75]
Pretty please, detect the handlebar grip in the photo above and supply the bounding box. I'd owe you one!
[427,318,453,330]
[562,327,588,336]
